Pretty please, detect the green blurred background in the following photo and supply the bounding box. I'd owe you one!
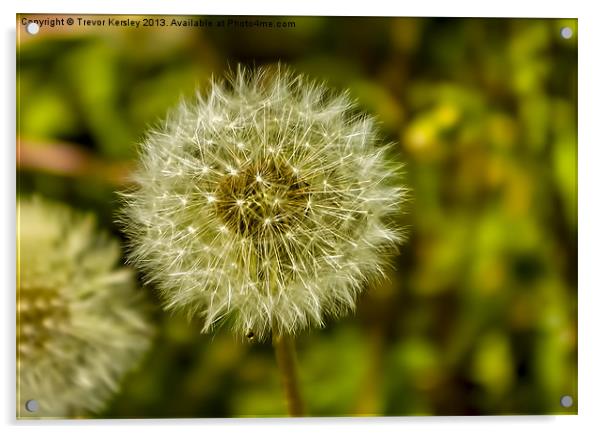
[17,15,577,417]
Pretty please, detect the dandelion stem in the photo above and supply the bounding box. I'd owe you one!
[273,332,304,417]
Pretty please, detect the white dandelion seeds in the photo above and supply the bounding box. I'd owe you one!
[17,197,154,418]
[121,65,406,341]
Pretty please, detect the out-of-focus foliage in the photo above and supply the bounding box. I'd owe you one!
[17,16,577,417]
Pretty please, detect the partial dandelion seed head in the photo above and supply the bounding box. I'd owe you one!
[121,65,406,341]
[17,197,154,418]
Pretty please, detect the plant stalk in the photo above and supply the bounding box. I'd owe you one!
[273,332,304,417]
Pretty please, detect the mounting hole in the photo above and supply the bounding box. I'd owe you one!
[25,399,39,413]
[26,22,40,35]
[560,27,573,40]
[560,395,574,408]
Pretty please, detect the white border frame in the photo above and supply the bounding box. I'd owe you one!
[4,2,599,433]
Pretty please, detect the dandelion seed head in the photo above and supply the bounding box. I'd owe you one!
[121,65,407,340]
[17,197,154,418]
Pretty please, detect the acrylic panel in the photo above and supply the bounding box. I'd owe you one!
[16,14,577,419]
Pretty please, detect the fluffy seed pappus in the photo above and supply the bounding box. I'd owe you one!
[120,65,406,341]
